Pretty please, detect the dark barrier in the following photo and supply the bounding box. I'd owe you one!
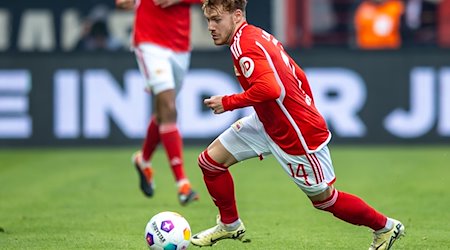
[0,0,272,52]
[0,49,449,147]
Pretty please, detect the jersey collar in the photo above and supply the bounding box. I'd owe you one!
[231,21,248,44]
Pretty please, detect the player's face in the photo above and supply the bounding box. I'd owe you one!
[204,6,238,46]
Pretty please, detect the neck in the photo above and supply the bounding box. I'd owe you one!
[227,20,246,45]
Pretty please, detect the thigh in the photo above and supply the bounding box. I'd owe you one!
[270,145,336,196]
[171,52,191,95]
[218,114,271,162]
[134,43,175,95]
[206,137,238,167]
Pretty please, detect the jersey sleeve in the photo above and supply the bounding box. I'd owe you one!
[222,73,281,111]
[222,41,281,111]
[236,44,273,84]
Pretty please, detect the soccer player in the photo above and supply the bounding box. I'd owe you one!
[115,0,202,205]
[191,0,405,249]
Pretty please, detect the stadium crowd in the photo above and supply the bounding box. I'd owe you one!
[76,0,449,51]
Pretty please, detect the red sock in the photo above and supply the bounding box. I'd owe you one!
[198,150,238,224]
[141,116,160,162]
[314,190,387,231]
[159,123,186,182]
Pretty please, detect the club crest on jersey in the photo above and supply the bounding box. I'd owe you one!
[239,57,255,78]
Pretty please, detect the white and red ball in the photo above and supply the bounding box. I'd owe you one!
[144,211,191,250]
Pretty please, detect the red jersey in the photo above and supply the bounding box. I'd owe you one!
[133,0,202,52]
[222,23,331,155]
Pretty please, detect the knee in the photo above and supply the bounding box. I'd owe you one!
[156,97,177,123]
[158,106,177,123]
[311,188,338,211]
[197,150,227,176]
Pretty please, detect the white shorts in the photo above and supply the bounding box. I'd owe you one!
[134,43,190,95]
[218,113,336,196]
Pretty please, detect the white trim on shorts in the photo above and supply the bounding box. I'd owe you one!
[218,113,336,196]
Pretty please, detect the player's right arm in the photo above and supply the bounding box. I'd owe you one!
[222,73,281,111]
[205,72,282,114]
[221,31,283,112]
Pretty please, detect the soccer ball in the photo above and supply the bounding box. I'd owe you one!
[144,211,191,250]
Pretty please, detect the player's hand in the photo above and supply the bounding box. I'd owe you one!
[153,0,182,8]
[204,95,225,114]
[116,0,135,10]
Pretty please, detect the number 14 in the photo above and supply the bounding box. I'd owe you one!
[287,163,311,186]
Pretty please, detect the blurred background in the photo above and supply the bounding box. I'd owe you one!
[1,0,449,147]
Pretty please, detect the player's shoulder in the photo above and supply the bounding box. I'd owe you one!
[240,24,264,44]
[230,24,264,58]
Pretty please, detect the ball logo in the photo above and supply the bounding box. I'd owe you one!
[183,228,191,240]
[239,57,255,78]
[161,220,175,233]
[146,232,155,246]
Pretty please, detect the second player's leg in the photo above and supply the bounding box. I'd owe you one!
[154,89,177,124]
[154,88,198,205]
[135,43,197,204]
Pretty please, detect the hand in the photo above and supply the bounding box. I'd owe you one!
[204,95,225,114]
[153,0,182,8]
[116,0,134,10]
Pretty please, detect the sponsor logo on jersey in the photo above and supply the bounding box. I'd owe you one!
[239,57,254,78]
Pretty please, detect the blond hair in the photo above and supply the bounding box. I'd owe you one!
[202,0,247,14]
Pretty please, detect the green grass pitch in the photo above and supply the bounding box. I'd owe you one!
[1,145,449,249]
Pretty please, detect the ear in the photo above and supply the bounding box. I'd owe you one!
[233,9,244,23]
